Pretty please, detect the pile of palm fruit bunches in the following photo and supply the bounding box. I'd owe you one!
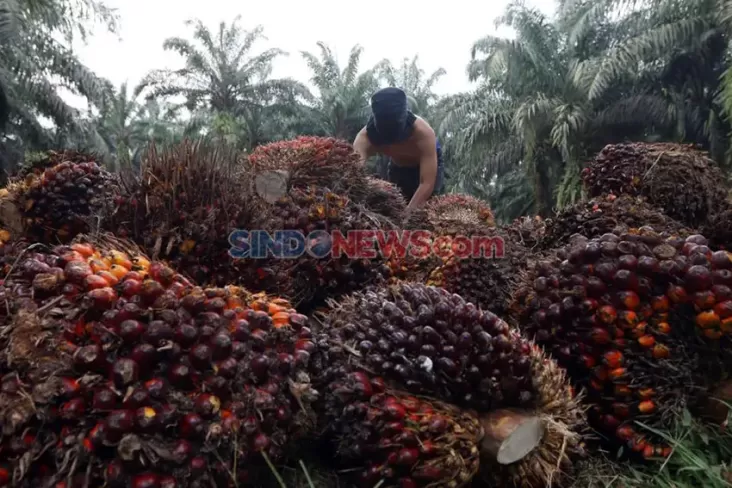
[0,136,730,488]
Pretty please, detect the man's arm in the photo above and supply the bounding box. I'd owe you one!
[407,129,438,210]
[352,127,374,164]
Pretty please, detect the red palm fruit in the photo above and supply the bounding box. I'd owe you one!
[696,310,721,329]
[321,369,482,488]
[131,473,160,488]
[0,243,319,486]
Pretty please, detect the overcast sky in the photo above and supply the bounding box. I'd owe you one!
[69,0,556,106]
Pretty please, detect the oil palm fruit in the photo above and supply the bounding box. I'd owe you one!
[388,195,522,315]
[349,177,407,224]
[5,157,119,243]
[504,215,547,251]
[423,228,527,316]
[581,142,727,228]
[14,149,102,180]
[320,367,484,488]
[511,227,732,460]
[425,194,496,230]
[317,282,535,410]
[314,282,586,487]
[106,140,254,287]
[540,194,692,251]
[246,136,366,196]
[0,236,318,487]
[702,205,732,251]
[246,137,407,225]
[242,184,391,313]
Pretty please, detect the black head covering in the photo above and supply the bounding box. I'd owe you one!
[366,87,416,146]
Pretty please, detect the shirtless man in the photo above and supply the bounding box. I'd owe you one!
[352,87,444,210]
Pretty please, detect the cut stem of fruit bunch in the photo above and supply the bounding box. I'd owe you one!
[511,226,732,461]
[314,282,586,487]
[0,236,318,487]
[480,409,545,465]
[318,367,550,488]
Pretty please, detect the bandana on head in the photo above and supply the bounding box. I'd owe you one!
[366,87,416,145]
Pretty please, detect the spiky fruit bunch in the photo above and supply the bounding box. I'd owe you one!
[246,136,367,195]
[14,149,101,180]
[316,282,536,411]
[242,185,391,311]
[424,194,495,230]
[0,238,317,487]
[319,368,483,488]
[6,158,119,243]
[511,228,732,459]
[581,142,727,228]
[387,197,523,314]
[348,177,407,224]
[107,141,253,287]
[424,228,528,316]
[701,205,732,251]
[504,215,547,251]
[540,194,692,251]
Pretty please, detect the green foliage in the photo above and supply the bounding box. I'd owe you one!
[568,408,732,488]
[0,0,118,171]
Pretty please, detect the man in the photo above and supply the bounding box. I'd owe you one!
[353,87,444,210]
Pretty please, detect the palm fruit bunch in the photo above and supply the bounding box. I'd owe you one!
[245,136,405,225]
[313,282,586,487]
[240,184,391,312]
[503,215,546,251]
[540,194,692,251]
[510,227,732,461]
[395,194,526,315]
[0,236,318,487]
[245,136,366,196]
[424,194,496,230]
[317,367,484,488]
[701,205,732,251]
[348,177,407,224]
[13,149,102,180]
[106,140,254,286]
[581,142,727,228]
[3,155,119,243]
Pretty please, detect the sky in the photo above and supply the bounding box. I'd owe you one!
[68,0,556,108]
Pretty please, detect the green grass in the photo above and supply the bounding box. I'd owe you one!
[568,408,732,488]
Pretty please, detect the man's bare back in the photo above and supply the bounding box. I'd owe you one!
[353,87,444,210]
[367,117,433,168]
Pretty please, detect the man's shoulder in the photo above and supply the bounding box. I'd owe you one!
[412,117,436,145]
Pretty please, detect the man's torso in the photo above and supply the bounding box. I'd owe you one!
[378,137,423,168]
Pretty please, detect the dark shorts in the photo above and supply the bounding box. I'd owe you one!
[386,143,445,201]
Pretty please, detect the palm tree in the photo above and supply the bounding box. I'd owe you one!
[0,0,117,169]
[300,42,380,141]
[561,0,730,165]
[438,0,679,217]
[96,83,191,167]
[136,16,311,150]
[374,55,446,119]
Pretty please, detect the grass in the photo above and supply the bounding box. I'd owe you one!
[567,407,732,488]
